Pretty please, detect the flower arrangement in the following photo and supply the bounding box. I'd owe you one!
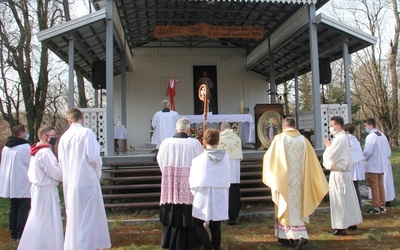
[189,127,203,144]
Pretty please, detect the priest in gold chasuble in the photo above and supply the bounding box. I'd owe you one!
[262,117,328,249]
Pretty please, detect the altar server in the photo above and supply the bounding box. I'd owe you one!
[58,108,111,250]
[18,125,63,250]
[151,99,180,148]
[364,118,394,213]
[323,116,363,236]
[190,128,230,250]
[157,117,203,250]
[343,123,365,208]
[0,125,31,241]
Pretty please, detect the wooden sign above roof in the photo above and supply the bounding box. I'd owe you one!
[155,23,264,39]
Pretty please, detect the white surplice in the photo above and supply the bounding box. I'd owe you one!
[323,131,363,229]
[151,109,180,148]
[157,136,204,205]
[364,129,395,202]
[0,143,31,198]
[58,123,111,250]
[347,134,365,181]
[18,147,63,250]
[190,149,230,222]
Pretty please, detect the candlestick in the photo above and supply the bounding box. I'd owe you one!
[240,98,244,114]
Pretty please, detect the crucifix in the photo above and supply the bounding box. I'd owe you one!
[164,76,180,110]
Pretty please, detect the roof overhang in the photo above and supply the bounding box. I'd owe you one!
[247,12,377,83]
[37,5,133,80]
[36,0,375,84]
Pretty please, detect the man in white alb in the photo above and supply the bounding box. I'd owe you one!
[58,108,111,250]
[18,125,63,250]
[151,99,180,148]
[363,118,394,214]
[323,116,363,236]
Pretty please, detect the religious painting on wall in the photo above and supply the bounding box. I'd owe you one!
[193,65,218,115]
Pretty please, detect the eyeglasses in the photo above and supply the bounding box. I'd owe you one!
[45,134,57,138]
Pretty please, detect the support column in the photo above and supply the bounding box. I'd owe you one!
[68,33,74,108]
[121,41,127,127]
[269,52,276,104]
[308,3,323,152]
[294,67,299,127]
[343,40,352,123]
[106,0,114,156]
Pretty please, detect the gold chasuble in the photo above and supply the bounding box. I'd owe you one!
[262,129,328,225]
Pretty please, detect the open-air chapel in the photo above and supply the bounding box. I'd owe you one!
[37,0,376,208]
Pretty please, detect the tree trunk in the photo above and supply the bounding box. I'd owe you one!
[388,0,399,147]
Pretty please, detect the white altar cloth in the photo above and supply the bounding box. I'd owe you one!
[114,126,128,139]
[181,114,255,143]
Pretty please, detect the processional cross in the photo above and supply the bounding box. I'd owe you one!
[198,83,210,147]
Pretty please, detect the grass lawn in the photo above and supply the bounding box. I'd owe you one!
[0,147,399,249]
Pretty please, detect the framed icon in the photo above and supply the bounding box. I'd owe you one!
[256,110,282,149]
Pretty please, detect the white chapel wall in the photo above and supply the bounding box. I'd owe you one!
[113,47,268,148]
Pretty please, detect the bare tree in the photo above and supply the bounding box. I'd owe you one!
[0,0,64,142]
[326,0,399,147]
[298,74,313,111]
[0,40,22,128]
[388,0,399,147]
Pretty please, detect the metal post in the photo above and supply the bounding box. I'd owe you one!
[294,67,299,127]
[308,3,323,152]
[269,52,276,104]
[121,41,127,127]
[343,40,352,123]
[106,0,114,156]
[68,33,74,108]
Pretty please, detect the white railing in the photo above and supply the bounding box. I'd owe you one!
[81,108,107,156]
[298,104,349,146]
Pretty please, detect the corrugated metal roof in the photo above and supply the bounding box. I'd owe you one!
[37,0,376,84]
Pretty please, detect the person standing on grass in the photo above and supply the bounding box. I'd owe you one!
[18,125,63,250]
[263,117,328,249]
[157,117,203,250]
[58,108,111,250]
[363,118,392,214]
[343,123,365,209]
[0,125,31,241]
[190,129,230,250]
[218,122,243,225]
[323,116,363,236]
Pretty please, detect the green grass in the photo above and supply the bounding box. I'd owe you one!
[0,147,399,249]
[0,198,9,230]
[105,147,400,249]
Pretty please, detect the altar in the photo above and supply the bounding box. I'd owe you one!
[114,126,128,152]
[182,114,255,143]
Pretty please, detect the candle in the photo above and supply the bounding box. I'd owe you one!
[240,98,244,114]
